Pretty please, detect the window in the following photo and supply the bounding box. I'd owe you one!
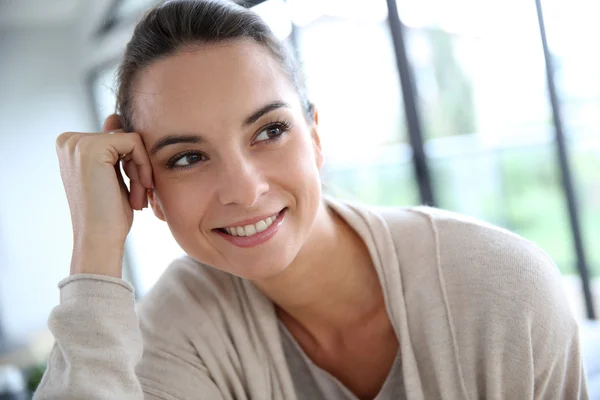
[396,0,580,275]
[543,0,600,277]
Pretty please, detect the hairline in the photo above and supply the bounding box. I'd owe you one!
[126,39,308,132]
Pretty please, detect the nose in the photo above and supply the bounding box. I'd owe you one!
[217,153,269,207]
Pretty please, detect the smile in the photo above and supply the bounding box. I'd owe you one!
[215,208,287,248]
[221,212,280,237]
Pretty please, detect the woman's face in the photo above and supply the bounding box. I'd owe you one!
[134,40,324,280]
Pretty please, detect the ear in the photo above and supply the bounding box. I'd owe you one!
[147,189,166,222]
[309,106,324,170]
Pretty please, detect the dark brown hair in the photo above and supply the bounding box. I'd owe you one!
[115,0,311,132]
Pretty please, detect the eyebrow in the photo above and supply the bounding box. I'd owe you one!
[243,101,290,126]
[150,135,204,156]
[150,101,290,155]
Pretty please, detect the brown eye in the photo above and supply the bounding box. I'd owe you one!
[168,152,206,169]
[254,122,290,143]
[267,126,283,137]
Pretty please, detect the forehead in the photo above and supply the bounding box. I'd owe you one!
[133,39,298,135]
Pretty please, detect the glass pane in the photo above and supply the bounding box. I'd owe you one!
[398,0,550,140]
[287,0,419,206]
[323,144,416,206]
[398,0,578,274]
[543,0,600,277]
[572,144,600,277]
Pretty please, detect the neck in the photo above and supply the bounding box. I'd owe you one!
[253,201,385,343]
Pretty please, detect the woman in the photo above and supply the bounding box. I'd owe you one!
[35,1,588,399]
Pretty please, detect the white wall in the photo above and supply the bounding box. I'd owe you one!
[0,25,95,349]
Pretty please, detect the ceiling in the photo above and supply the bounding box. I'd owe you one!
[0,0,83,28]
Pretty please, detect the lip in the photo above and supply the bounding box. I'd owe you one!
[215,208,286,248]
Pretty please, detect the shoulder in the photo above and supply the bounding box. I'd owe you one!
[410,208,586,395]
[377,205,573,323]
[409,206,576,332]
[413,206,559,283]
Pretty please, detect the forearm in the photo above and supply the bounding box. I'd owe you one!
[34,275,143,400]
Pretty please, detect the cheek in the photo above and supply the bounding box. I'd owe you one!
[152,173,214,231]
[295,136,322,188]
[272,133,321,182]
[153,178,218,262]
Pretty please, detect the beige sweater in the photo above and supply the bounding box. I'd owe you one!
[34,199,589,399]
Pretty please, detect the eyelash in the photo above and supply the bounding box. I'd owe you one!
[165,119,293,170]
[254,119,292,144]
[166,151,207,170]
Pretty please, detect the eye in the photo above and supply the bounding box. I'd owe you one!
[167,151,207,169]
[254,121,291,144]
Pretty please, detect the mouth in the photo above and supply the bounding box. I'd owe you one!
[217,208,285,237]
[214,208,287,248]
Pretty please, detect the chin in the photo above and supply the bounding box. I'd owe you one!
[226,256,291,281]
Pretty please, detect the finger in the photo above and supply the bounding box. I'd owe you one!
[122,158,140,182]
[100,132,154,189]
[123,160,147,210]
[102,114,122,133]
[130,180,147,210]
[114,162,131,207]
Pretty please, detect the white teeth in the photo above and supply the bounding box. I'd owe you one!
[222,211,281,237]
[244,224,257,236]
[256,220,268,233]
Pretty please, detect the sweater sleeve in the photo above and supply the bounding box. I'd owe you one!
[33,274,146,399]
[33,275,223,400]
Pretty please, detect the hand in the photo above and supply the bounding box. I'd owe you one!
[56,115,154,278]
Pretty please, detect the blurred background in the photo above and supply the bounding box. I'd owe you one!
[0,0,599,397]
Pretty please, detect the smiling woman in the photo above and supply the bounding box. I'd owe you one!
[34,1,589,399]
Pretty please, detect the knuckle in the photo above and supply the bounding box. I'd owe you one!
[56,132,74,149]
[74,134,94,152]
[56,132,83,155]
[72,138,86,156]
[69,135,99,161]
[129,132,142,145]
[130,132,148,157]
[128,131,140,141]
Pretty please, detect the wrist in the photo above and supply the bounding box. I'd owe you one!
[71,235,126,278]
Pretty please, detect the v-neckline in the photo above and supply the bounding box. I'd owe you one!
[278,318,403,400]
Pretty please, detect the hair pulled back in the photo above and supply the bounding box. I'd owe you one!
[116,0,310,131]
